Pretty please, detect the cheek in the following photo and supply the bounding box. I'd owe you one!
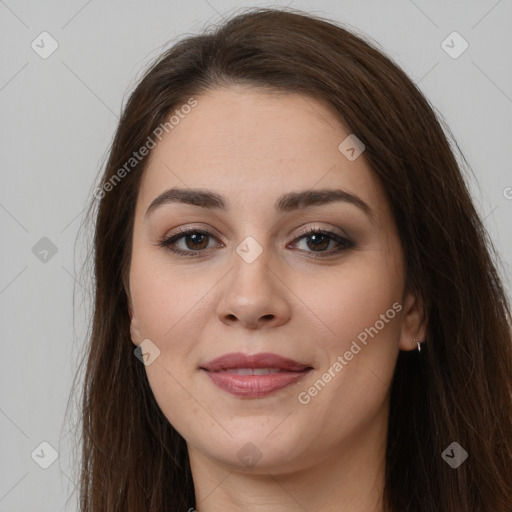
[293,252,403,352]
[129,249,217,411]
[129,248,209,344]
[129,253,211,435]
[291,251,403,429]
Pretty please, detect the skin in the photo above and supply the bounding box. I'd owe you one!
[128,85,427,512]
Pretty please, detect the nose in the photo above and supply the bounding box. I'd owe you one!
[215,246,292,330]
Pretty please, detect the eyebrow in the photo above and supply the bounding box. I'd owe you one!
[145,187,375,221]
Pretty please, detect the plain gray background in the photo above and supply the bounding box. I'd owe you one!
[1,0,511,510]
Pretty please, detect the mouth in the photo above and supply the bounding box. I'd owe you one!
[200,351,312,372]
[200,352,313,398]
[219,367,300,375]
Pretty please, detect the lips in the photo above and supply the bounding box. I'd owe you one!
[200,352,313,398]
[200,352,312,372]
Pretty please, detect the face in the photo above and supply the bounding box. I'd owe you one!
[128,86,425,474]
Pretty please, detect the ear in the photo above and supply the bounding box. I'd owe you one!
[398,289,428,351]
[128,300,143,346]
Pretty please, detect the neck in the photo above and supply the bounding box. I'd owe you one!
[188,415,388,512]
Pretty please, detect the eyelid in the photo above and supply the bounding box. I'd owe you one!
[165,224,220,239]
[164,222,349,242]
[291,223,350,240]
[158,222,354,259]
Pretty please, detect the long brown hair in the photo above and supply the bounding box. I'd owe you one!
[70,7,512,511]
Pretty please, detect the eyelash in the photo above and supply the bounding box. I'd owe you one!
[157,226,354,259]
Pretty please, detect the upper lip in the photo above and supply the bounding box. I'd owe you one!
[200,352,313,372]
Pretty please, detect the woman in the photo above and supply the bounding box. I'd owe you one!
[75,7,512,511]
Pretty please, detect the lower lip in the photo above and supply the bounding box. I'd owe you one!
[203,369,312,398]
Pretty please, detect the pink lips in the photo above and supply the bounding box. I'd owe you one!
[200,352,313,398]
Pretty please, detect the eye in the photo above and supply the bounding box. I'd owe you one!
[157,226,354,258]
[287,227,354,258]
[158,228,222,257]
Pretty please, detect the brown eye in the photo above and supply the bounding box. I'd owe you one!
[158,227,354,258]
[158,229,221,257]
[180,232,210,251]
[288,228,354,257]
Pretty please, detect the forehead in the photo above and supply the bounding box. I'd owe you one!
[137,86,385,219]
